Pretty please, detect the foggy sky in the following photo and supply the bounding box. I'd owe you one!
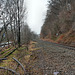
[26,0,49,34]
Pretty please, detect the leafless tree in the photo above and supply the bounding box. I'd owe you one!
[0,0,26,47]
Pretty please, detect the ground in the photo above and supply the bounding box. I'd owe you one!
[0,40,75,75]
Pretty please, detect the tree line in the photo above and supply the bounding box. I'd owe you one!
[0,0,38,48]
[41,0,75,41]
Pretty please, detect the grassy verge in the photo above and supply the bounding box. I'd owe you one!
[0,41,40,75]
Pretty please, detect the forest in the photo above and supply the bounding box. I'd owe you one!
[41,0,75,47]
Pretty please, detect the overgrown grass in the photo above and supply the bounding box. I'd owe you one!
[0,42,39,75]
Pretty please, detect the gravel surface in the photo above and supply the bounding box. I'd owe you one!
[26,40,75,75]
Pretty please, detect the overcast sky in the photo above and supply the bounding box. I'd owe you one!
[25,0,49,34]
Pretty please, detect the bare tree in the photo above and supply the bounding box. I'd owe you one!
[0,0,26,47]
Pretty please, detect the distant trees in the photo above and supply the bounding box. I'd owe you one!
[21,23,38,50]
[31,31,38,40]
[41,0,75,40]
[21,24,31,45]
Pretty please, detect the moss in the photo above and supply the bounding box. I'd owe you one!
[0,48,16,58]
[18,47,26,50]
[0,47,13,55]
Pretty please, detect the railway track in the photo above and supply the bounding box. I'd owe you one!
[27,40,75,75]
[40,40,75,50]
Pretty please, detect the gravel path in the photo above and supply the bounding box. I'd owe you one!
[27,40,75,75]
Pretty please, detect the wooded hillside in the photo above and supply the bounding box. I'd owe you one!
[41,0,75,46]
